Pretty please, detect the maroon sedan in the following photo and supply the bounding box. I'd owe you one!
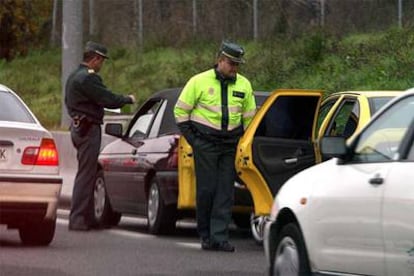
[95,88,268,234]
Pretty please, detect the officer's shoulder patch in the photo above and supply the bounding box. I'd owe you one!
[88,69,95,74]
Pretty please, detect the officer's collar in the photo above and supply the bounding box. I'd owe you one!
[214,65,236,84]
[80,63,96,74]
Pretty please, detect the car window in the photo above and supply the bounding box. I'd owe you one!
[255,96,318,140]
[316,97,337,135]
[369,96,395,115]
[148,100,167,138]
[0,90,36,123]
[129,114,153,137]
[128,100,162,138]
[325,99,359,139]
[351,95,414,163]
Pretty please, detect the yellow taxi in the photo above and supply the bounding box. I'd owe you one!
[232,89,401,241]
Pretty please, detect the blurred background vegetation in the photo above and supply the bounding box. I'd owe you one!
[1,0,414,129]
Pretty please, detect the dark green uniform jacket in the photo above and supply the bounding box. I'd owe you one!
[65,64,132,124]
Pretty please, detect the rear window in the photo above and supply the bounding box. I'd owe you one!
[369,96,394,115]
[0,90,36,123]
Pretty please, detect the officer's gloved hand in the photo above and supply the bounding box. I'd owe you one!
[128,94,136,103]
[177,122,196,147]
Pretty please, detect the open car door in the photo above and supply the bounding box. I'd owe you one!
[177,136,196,209]
[235,89,322,216]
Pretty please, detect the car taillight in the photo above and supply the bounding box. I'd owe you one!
[21,138,59,166]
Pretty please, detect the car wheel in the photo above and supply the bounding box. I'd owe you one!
[93,170,121,227]
[251,214,266,244]
[147,177,177,234]
[271,223,310,276]
[19,219,56,246]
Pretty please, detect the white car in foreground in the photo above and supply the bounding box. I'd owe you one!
[264,88,414,276]
[0,84,62,245]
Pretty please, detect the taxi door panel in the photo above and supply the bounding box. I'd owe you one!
[251,94,320,196]
[235,89,322,215]
[383,162,414,276]
[177,136,196,209]
[104,137,145,213]
[252,137,315,196]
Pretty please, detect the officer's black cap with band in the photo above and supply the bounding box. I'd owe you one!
[85,41,109,59]
[219,41,245,64]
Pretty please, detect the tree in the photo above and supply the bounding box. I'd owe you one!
[0,0,52,61]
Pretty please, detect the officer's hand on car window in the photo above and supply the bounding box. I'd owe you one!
[129,94,136,103]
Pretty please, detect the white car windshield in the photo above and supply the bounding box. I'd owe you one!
[354,95,414,162]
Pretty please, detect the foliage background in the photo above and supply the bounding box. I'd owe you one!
[1,0,414,129]
[0,0,51,60]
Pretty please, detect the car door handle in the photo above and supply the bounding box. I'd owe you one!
[369,175,384,185]
[284,157,298,164]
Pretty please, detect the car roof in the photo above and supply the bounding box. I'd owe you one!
[0,84,12,91]
[149,87,182,101]
[330,90,403,98]
[402,87,414,96]
[0,84,16,95]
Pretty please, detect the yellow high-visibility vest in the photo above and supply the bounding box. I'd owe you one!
[174,69,256,131]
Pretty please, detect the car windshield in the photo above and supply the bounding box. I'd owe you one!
[0,90,36,123]
[369,96,394,115]
[353,95,414,162]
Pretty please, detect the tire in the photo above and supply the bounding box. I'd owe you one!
[93,170,121,227]
[251,214,266,245]
[147,177,177,235]
[19,219,56,246]
[270,223,311,276]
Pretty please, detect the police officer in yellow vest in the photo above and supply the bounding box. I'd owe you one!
[174,41,256,252]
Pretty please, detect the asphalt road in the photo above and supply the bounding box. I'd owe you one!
[0,210,267,276]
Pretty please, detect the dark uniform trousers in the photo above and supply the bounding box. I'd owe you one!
[69,123,101,226]
[192,136,237,243]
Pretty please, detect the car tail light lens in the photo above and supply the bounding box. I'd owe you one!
[21,138,59,166]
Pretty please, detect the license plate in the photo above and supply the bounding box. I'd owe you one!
[0,147,8,161]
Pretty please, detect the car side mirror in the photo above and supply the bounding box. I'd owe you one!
[320,136,348,159]
[105,123,123,138]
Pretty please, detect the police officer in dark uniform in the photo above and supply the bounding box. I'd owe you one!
[65,41,135,231]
